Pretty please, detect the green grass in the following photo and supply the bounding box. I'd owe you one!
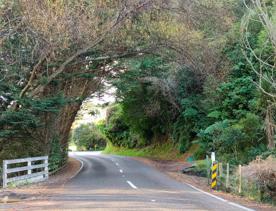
[103,141,183,160]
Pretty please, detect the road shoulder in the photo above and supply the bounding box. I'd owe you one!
[131,156,275,211]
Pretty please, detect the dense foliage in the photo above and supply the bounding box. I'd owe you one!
[0,0,275,176]
[101,0,276,165]
[71,123,106,151]
[104,54,269,164]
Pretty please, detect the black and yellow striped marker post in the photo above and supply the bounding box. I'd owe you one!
[211,161,218,189]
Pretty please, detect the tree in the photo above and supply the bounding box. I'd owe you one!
[241,0,276,149]
[0,0,157,165]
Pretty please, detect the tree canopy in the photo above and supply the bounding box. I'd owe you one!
[0,0,275,176]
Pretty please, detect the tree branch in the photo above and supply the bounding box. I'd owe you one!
[30,1,152,97]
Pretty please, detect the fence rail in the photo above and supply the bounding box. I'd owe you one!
[3,156,48,188]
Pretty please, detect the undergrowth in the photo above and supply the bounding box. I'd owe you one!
[103,141,183,160]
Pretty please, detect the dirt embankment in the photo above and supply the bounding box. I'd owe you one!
[132,157,275,211]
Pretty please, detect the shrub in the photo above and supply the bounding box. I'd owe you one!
[71,123,107,151]
[199,113,265,164]
[242,156,276,203]
[49,137,66,172]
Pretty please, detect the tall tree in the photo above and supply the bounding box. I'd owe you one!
[242,0,276,149]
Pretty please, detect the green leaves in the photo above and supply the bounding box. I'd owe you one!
[207,111,222,119]
[213,76,259,120]
[26,96,69,113]
[0,94,70,140]
[199,112,265,164]
[183,108,198,118]
[0,110,39,138]
[110,57,175,144]
[202,120,230,135]
[71,123,107,151]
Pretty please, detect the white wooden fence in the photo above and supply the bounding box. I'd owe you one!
[3,156,48,188]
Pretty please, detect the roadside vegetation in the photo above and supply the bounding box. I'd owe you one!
[100,0,276,163]
[71,123,107,151]
[104,141,183,161]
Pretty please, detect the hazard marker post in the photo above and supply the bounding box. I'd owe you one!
[211,161,218,190]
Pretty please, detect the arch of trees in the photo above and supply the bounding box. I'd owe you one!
[0,0,275,169]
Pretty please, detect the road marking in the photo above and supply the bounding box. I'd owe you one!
[228,202,255,211]
[70,157,84,179]
[185,183,255,211]
[151,199,156,202]
[119,169,123,173]
[116,163,119,166]
[127,180,138,189]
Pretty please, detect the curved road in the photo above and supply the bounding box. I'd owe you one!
[48,151,253,211]
[3,152,255,210]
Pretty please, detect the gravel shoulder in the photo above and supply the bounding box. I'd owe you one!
[131,156,275,211]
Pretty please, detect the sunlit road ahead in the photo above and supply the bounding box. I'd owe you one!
[2,152,255,211]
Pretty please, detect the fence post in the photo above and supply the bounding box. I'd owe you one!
[44,157,49,179]
[226,163,229,189]
[206,155,210,185]
[219,162,223,176]
[238,164,242,193]
[3,160,7,188]
[27,160,32,175]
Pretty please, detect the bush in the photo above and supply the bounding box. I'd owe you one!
[172,117,191,153]
[182,159,211,177]
[193,144,206,160]
[242,156,276,203]
[71,123,107,151]
[104,104,148,148]
[199,113,265,164]
[261,149,276,159]
[49,137,66,172]
[104,104,132,147]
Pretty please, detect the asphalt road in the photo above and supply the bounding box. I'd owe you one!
[2,152,255,211]
[46,151,253,211]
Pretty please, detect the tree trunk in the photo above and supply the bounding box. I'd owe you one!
[265,105,275,150]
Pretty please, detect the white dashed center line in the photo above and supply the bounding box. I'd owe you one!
[126,180,138,189]
[119,169,123,173]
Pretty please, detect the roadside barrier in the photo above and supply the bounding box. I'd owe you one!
[2,156,48,188]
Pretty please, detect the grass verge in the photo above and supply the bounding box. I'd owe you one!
[103,141,183,160]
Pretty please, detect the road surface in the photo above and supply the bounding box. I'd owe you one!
[3,152,255,210]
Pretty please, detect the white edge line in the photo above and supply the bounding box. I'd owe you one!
[70,157,84,179]
[185,183,255,211]
[127,180,138,189]
[228,202,255,211]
